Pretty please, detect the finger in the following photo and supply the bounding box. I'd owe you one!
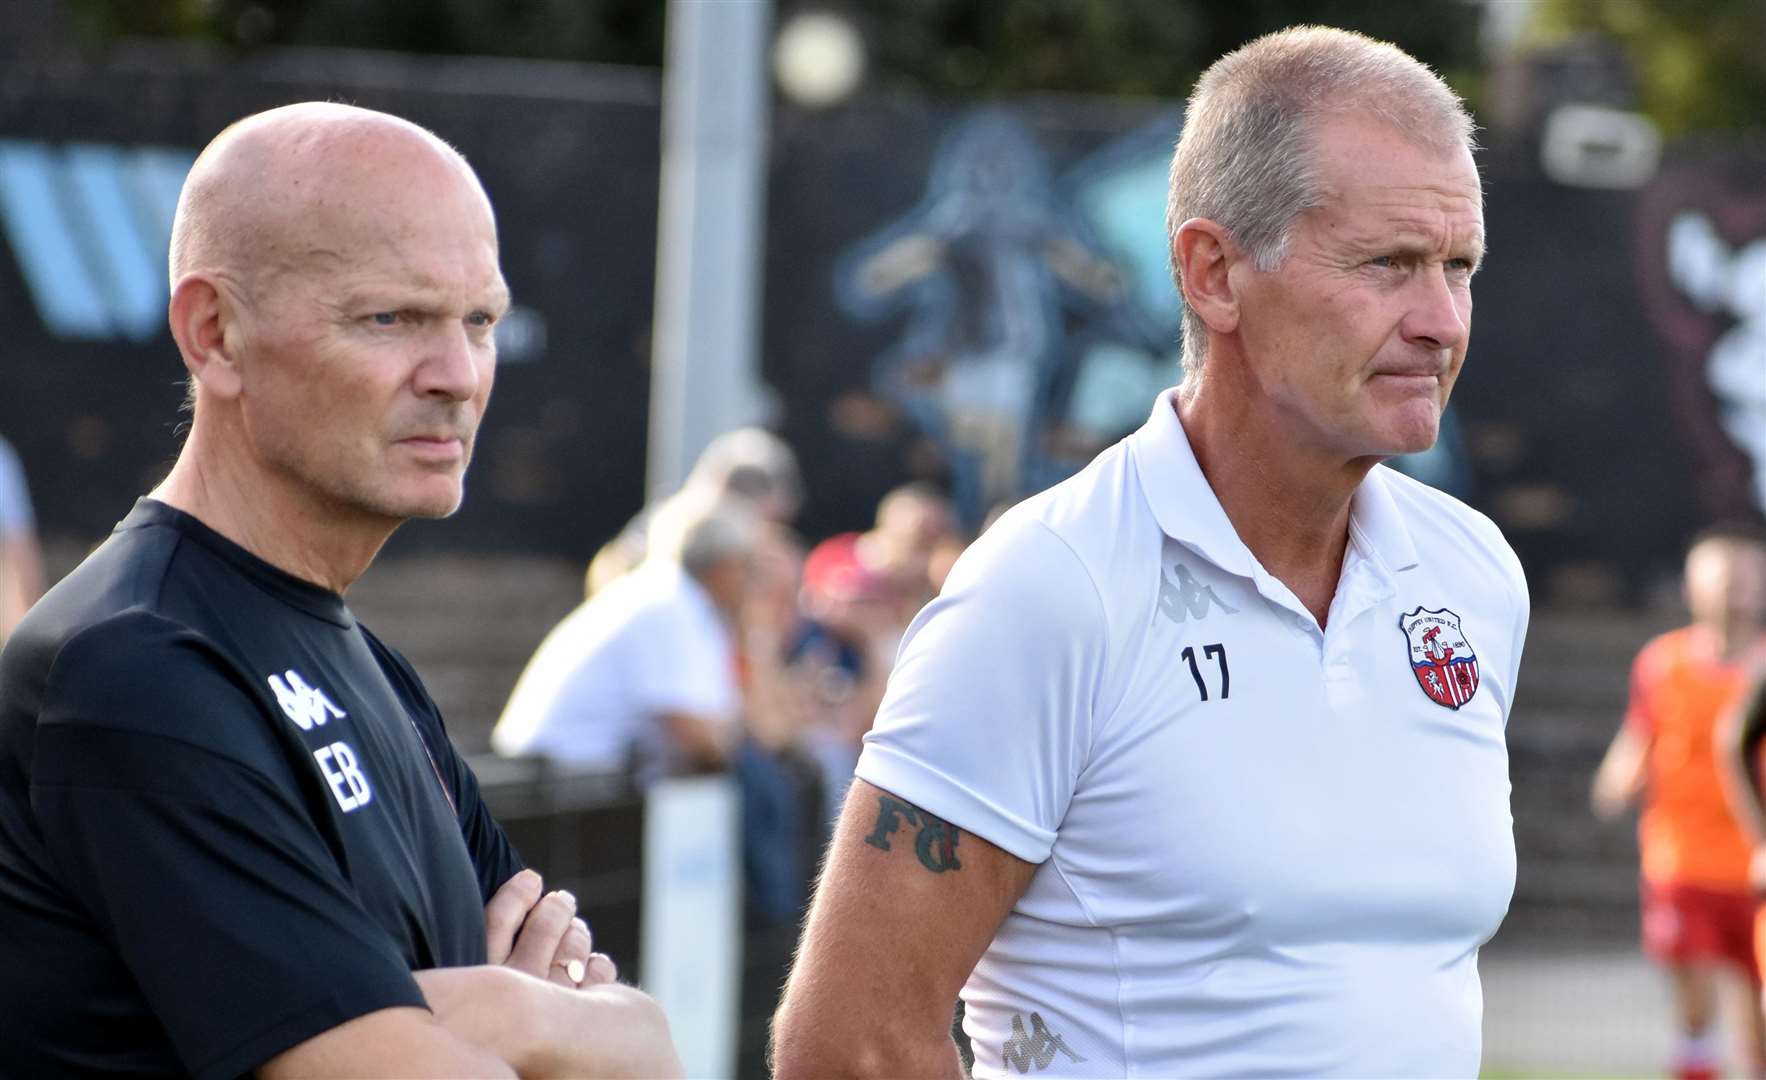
[548,920,594,988]
[483,869,543,965]
[551,956,588,988]
[570,917,592,953]
[582,952,619,986]
[507,889,577,978]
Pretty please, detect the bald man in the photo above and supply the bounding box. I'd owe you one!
[0,104,680,1078]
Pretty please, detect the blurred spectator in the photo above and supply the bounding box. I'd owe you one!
[0,435,44,644]
[586,427,802,598]
[729,524,827,926]
[925,530,968,596]
[739,525,813,751]
[685,427,803,524]
[492,491,759,783]
[1594,523,1766,1080]
[788,531,911,819]
[854,483,955,622]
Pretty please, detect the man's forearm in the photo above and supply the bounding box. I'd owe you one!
[771,1003,966,1080]
[415,966,681,1079]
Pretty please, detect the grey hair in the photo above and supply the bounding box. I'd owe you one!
[1166,25,1478,378]
[645,490,761,581]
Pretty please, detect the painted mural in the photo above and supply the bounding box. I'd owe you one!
[831,108,1472,527]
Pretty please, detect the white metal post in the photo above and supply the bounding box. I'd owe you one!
[647,0,775,503]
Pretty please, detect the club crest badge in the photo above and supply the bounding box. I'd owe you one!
[1399,607,1480,710]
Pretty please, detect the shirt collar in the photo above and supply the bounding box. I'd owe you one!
[1128,388,1421,578]
[1349,466,1421,575]
[1128,388,1257,577]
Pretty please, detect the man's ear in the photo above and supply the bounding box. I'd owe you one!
[1173,218,1241,336]
[167,275,244,401]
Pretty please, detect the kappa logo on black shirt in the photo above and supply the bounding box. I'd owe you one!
[267,669,373,814]
[267,669,346,731]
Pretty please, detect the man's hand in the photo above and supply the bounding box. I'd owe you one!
[484,870,617,988]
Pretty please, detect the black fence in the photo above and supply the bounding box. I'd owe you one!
[474,754,825,1080]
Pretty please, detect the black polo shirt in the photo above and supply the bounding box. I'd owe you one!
[0,499,523,1078]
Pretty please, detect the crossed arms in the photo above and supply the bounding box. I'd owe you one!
[260,868,682,1078]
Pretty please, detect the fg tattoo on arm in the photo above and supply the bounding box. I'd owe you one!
[863,794,963,873]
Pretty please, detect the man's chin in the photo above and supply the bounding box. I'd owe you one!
[407,492,466,520]
[1378,406,1443,457]
[366,483,466,522]
[1391,431,1440,457]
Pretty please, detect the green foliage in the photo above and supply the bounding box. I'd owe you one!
[67,0,1484,95]
[851,0,1484,103]
[1524,0,1766,134]
[65,0,665,63]
[66,0,221,43]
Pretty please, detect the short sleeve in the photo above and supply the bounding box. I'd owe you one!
[855,517,1109,864]
[30,617,425,1080]
[1505,550,1531,725]
[426,713,525,903]
[363,629,525,903]
[450,745,526,902]
[1624,639,1662,739]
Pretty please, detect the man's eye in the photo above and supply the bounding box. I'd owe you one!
[370,312,400,327]
[1368,255,1397,269]
[466,311,495,328]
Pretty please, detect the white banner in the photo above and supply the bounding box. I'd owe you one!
[641,774,742,1079]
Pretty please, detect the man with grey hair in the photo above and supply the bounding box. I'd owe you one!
[775,25,1528,1077]
[0,103,680,1077]
[493,491,760,782]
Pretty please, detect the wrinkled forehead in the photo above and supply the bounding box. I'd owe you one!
[293,140,494,237]
[260,159,500,292]
[1309,114,1482,204]
[1307,137,1486,261]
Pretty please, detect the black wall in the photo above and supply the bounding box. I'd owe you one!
[2,47,1758,601]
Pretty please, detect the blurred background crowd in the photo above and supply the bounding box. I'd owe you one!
[2,0,1765,1075]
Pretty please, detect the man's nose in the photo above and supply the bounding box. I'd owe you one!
[1400,265,1470,353]
[416,321,485,401]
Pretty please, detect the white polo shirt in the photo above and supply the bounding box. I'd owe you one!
[856,390,1528,1078]
[491,561,739,779]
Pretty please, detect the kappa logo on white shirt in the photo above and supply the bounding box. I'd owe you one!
[1000,1011,1086,1073]
[1154,561,1239,625]
[267,669,347,731]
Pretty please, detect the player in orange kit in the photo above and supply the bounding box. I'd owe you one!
[1596,523,1766,1080]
